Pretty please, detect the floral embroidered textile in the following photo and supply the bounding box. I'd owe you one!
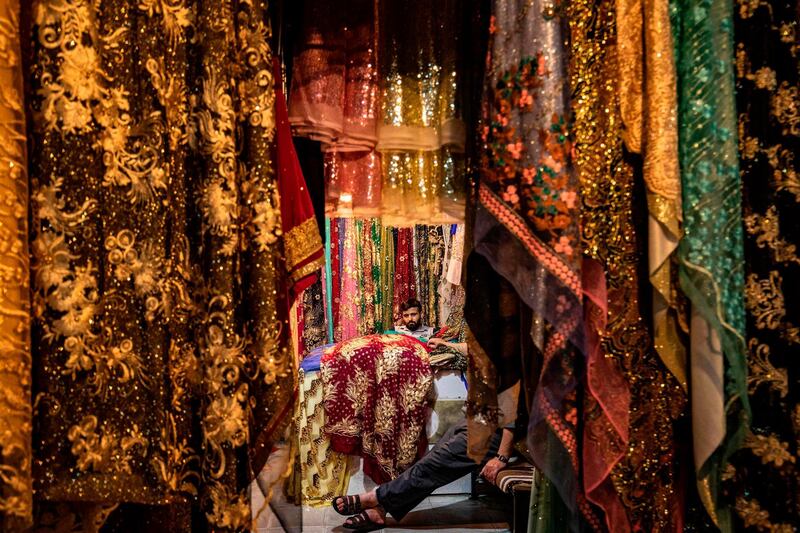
[27,1,295,530]
[725,2,800,530]
[321,334,432,484]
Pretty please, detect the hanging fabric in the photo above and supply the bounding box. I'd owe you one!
[0,0,31,528]
[468,1,599,528]
[673,0,751,527]
[27,2,294,530]
[275,58,324,298]
[725,2,799,530]
[615,0,687,391]
[568,0,688,529]
[377,0,467,226]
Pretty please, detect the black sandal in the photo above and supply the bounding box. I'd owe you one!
[342,511,385,531]
[331,494,362,516]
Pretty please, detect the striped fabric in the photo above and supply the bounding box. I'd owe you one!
[495,462,535,494]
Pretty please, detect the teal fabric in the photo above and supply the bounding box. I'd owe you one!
[673,0,750,528]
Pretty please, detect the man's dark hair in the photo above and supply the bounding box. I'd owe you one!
[399,298,422,313]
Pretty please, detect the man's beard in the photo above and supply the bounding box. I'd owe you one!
[405,321,419,331]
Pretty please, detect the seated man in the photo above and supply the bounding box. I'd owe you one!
[394,298,435,341]
[331,420,517,531]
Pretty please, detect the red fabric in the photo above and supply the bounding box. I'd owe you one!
[581,256,630,531]
[392,228,417,323]
[275,57,324,298]
[321,334,432,483]
[330,219,342,341]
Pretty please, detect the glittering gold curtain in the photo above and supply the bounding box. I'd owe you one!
[27,1,293,531]
[0,0,32,529]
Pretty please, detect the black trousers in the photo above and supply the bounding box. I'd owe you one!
[375,421,502,521]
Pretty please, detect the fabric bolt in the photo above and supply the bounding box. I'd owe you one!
[725,2,800,530]
[0,0,31,529]
[673,0,750,527]
[393,228,418,323]
[377,0,467,226]
[413,225,446,327]
[301,280,327,358]
[338,218,360,342]
[568,0,688,530]
[321,334,432,484]
[288,0,378,151]
[379,225,396,330]
[27,1,294,531]
[289,369,351,507]
[275,57,324,297]
[329,217,342,342]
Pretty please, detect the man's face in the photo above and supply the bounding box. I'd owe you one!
[401,307,421,331]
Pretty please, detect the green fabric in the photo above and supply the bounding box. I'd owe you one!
[673,0,750,528]
[324,216,334,343]
[528,471,571,533]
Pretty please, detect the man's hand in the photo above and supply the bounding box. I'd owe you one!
[427,338,447,349]
[479,457,506,484]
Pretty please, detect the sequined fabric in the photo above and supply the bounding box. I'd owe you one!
[393,228,418,320]
[377,0,466,226]
[321,334,432,484]
[616,0,687,390]
[289,0,382,217]
[673,0,750,526]
[301,280,327,358]
[0,0,31,528]
[288,0,377,151]
[28,1,294,531]
[725,2,799,530]
[568,0,688,529]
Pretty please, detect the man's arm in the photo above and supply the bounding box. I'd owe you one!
[427,338,467,355]
[479,427,514,483]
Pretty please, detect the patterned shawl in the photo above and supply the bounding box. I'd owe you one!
[321,334,432,484]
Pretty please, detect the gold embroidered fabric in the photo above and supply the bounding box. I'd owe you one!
[285,217,325,274]
[616,0,686,390]
[28,1,294,530]
[288,369,351,506]
[0,0,32,529]
[615,0,643,154]
[568,0,687,529]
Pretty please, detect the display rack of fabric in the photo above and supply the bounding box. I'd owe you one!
[26,1,295,530]
[0,0,31,528]
[673,0,751,527]
[725,2,799,530]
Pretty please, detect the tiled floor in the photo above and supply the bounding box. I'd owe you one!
[253,485,512,533]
